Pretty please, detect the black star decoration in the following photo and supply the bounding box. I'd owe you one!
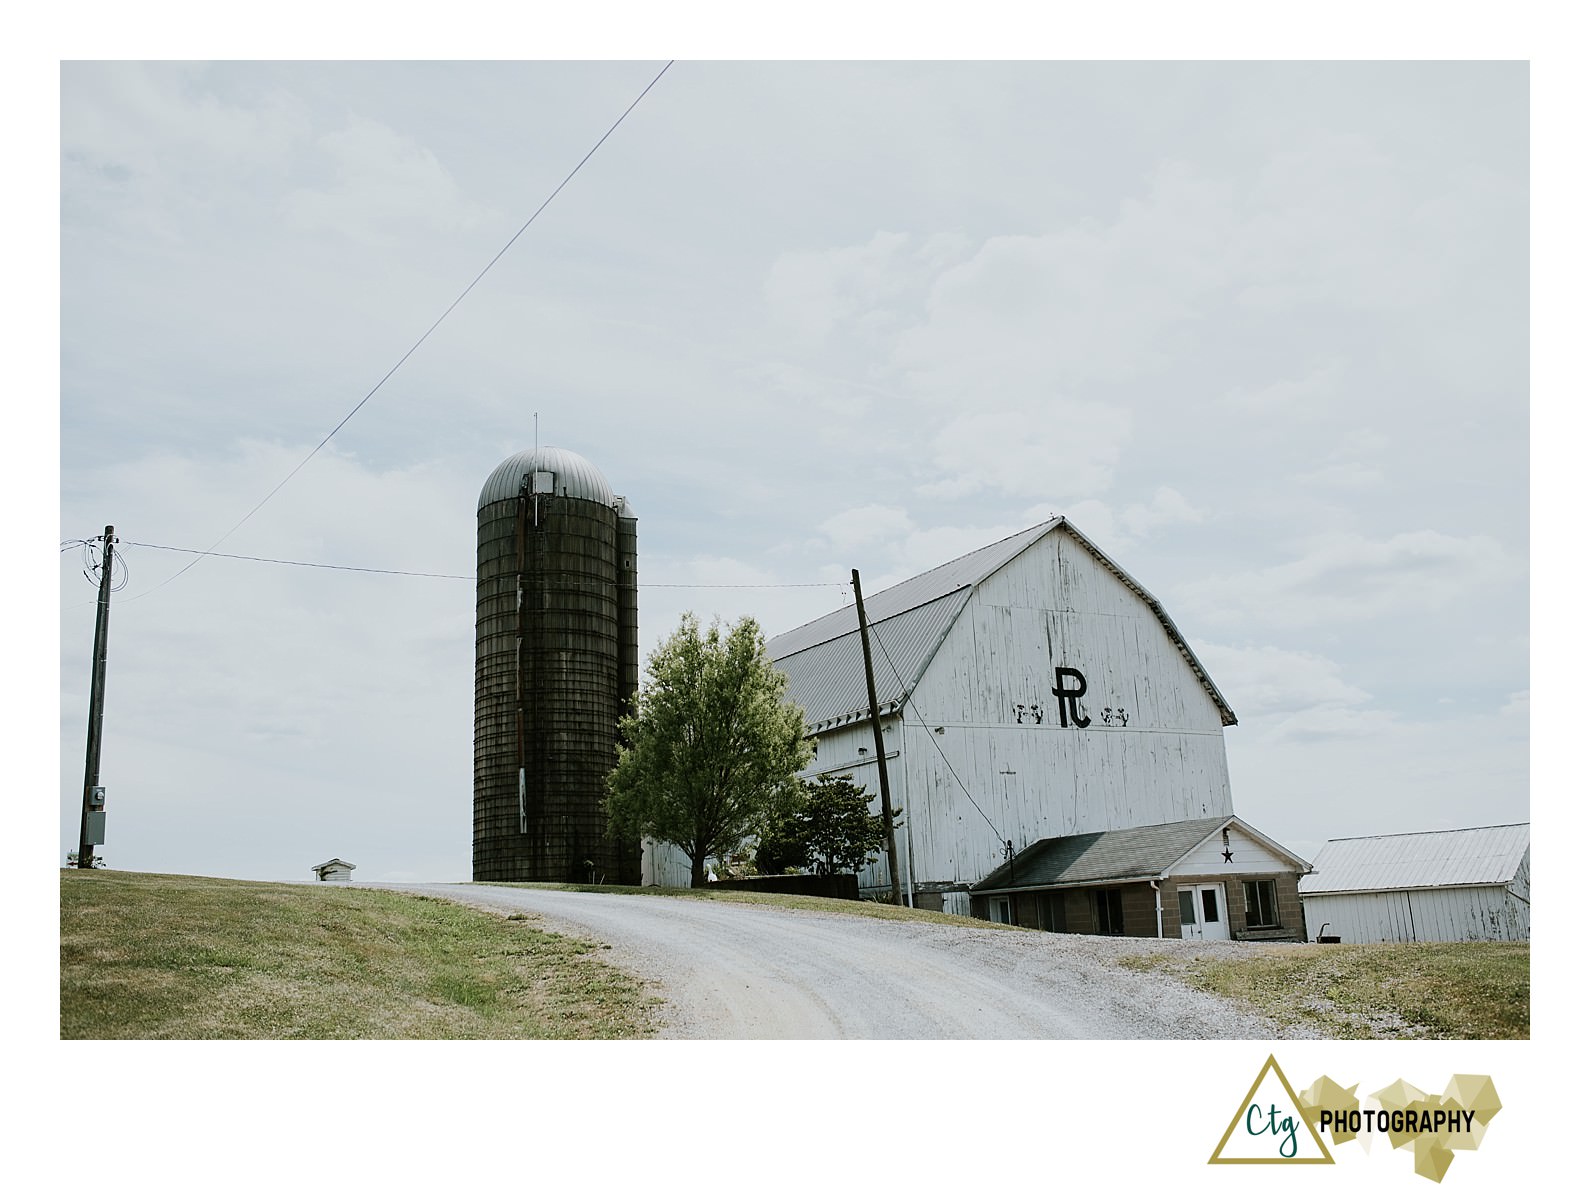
[1222,847,1234,862]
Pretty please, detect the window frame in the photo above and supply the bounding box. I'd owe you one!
[1243,878,1279,929]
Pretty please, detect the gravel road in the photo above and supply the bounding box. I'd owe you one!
[371,883,1322,1040]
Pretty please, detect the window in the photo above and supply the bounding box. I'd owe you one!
[1092,888,1125,936]
[1178,889,1196,926]
[1243,879,1279,929]
[1040,894,1064,933]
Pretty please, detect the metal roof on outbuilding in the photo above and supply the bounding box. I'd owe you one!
[1298,823,1529,896]
[766,517,1236,730]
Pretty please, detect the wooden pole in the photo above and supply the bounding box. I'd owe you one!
[851,570,903,905]
[77,525,114,868]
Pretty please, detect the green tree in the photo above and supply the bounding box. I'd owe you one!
[756,775,884,876]
[753,791,810,875]
[606,614,813,887]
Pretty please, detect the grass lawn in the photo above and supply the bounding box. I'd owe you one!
[60,870,657,1039]
[1120,940,1529,1039]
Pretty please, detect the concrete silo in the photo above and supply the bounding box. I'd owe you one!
[474,447,640,883]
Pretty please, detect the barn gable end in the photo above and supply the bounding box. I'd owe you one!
[769,518,1243,903]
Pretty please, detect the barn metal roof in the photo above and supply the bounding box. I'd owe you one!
[773,591,964,730]
[1298,823,1529,896]
[766,517,1236,730]
[478,447,618,509]
[969,817,1231,892]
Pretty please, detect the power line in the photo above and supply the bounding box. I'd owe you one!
[645,582,845,590]
[127,60,676,603]
[99,537,843,589]
[120,541,472,580]
[868,616,1005,843]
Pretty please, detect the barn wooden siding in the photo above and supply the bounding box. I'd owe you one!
[803,526,1235,897]
[473,450,640,885]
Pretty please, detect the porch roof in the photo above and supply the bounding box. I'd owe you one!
[969,817,1231,893]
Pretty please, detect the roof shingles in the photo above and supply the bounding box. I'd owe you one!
[971,817,1230,892]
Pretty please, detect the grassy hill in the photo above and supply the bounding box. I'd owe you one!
[1120,939,1530,1039]
[60,871,657,1039]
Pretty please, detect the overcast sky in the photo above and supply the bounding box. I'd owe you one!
[56,59,1531,883]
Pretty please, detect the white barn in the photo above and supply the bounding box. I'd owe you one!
[1299,824,1530,943]
[761,517,1255,914]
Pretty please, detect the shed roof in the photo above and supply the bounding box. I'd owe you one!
[766,518,1236,730]
[312,858,357,872]
[970,816,1311,893]
[970,817,1228,892]
[1299,823,1529,896]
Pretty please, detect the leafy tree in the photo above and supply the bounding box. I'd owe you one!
[756,775,885,876]
[802,776,886,875]
[606,614,813,887]
[753,792,810,875]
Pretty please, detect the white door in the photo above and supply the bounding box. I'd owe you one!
[1178,885,1230,940]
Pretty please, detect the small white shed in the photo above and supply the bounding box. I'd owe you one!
[312,858,357,882]
[1299,823,1528,943]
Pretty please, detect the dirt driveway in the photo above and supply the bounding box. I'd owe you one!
[374,883,1323,1040]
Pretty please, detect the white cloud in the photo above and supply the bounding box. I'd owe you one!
[1180,530,1517,628]
[1294,462,1384,490]
[284,117,493,244]
[818,504,915,553]
[1222,362,1343,418]
[763,231,918,344]
[1120,487,1205,538]
[1227,701,1527,855]
[891,169,1238,400]
[1265,704,1404,743]
[919,404,1131,500]
[61,64,308,244]
[1192,642,1373,718]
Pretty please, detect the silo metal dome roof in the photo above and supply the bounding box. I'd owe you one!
[478,446,617,509]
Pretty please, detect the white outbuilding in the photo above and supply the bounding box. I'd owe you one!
[311,858,357,882]
[1298,823,1529,943]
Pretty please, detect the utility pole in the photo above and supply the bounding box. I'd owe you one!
[851,570,903,905]
[77,525,115,868]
